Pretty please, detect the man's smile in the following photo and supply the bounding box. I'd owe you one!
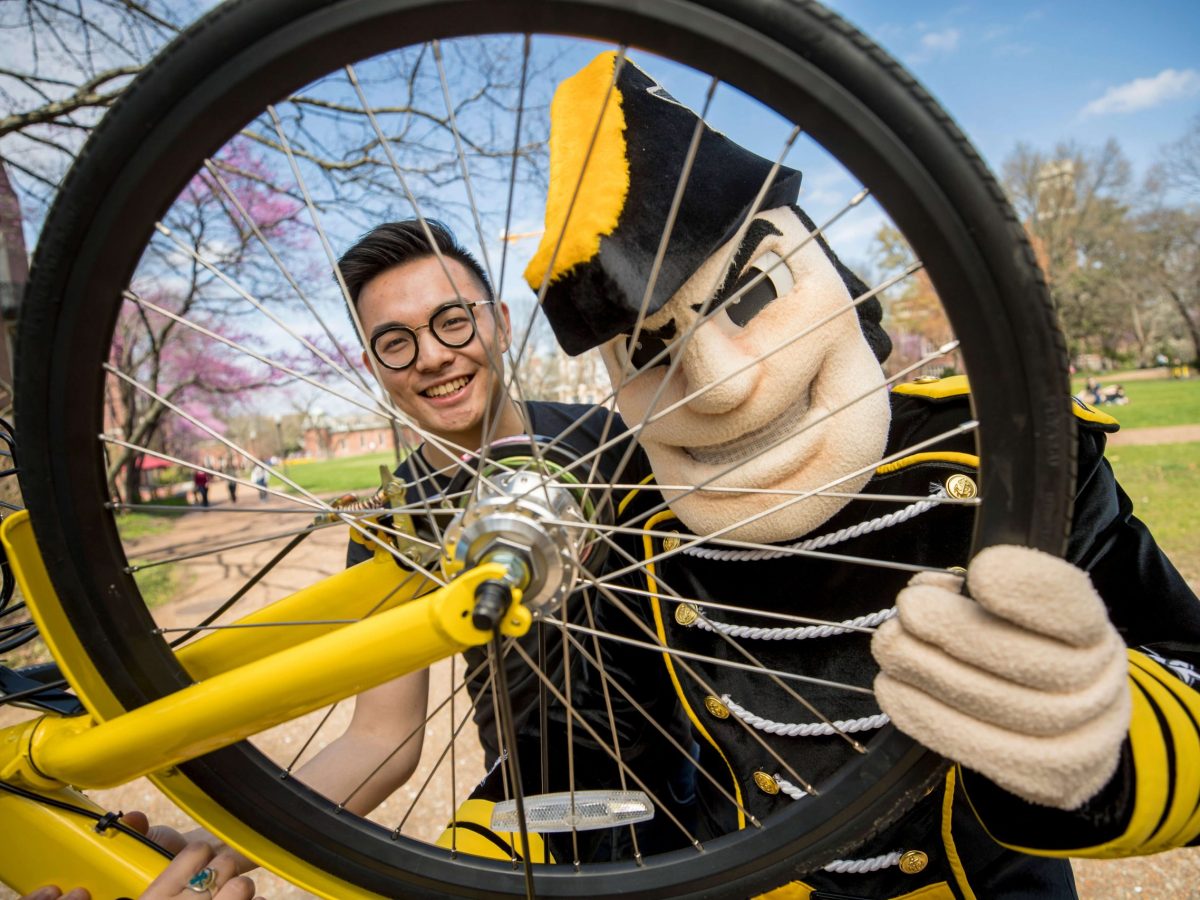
[421,374,474,399]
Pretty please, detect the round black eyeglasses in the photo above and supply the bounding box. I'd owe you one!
[369,300,494,371]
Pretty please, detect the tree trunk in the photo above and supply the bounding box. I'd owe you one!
[1164,285,1200,365]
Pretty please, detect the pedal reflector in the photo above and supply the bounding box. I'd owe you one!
[490,790,655,833]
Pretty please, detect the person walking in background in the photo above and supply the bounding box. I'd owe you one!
[225,460,239,503]
[251,464,268,501]
[192,469,209,507]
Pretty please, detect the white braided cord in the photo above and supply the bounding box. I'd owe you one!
[693,605,896,640]
[770,777,902,873]
[773,774,809,800]
[823,851,903,874]
[681,487,947,562]
[722,694,889,737]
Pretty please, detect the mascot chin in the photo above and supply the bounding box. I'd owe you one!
[522,50,1200,898]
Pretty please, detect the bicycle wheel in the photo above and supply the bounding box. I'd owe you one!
[16,0,1073,896]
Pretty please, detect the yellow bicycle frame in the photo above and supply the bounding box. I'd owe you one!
[0,511,530,898]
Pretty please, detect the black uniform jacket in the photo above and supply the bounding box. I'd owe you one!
[612,379,1200,899]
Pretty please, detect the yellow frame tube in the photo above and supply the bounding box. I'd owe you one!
[0,783,170,898]
[2,511,441,711]
[10,561,526,791]
[175,549,440,681]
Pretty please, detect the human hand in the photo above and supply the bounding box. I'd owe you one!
[17,840,260,900]
[120,812,255,875]
[138,841,260,899]
[872,545,1130,810]
[120,811,189,853]
[18,887,89,900]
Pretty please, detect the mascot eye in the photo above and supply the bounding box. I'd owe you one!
[725,250,794,328]
[627,333,669,370]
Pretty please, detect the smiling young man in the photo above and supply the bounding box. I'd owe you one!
[337,219,694,862]
[324,219,694,864]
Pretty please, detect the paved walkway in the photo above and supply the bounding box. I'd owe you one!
[1107,423,1200,446]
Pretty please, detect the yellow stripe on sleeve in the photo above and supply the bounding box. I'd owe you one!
[1123,663,1196,852]
[1128,651,1200,849]
[987,673,1166,859]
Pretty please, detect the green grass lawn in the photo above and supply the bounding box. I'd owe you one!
[1072,377,1200,429]
[114,494,190,541]
[131,563,178,609]
[1107,442,1200,587]
[269,451,401,495]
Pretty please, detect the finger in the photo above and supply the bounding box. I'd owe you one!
[906,569,964,593]
[872,617,1128,734]
[214,876,257,900]
[120,811,150,835]
[893,584,1119,690]
[967,545,1110,646]
[144,842,216,895]
[19,889,63,900]
[875,672,1130,810]
[147,825,190,854]
[61,892,90,900]
[201,852,243,891]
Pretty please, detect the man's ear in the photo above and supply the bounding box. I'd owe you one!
[497,300,513,352]
[361,348,371,370]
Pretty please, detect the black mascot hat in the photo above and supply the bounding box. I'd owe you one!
[524,51,890,363]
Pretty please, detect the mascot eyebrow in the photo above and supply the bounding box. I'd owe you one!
[703,218,783,313]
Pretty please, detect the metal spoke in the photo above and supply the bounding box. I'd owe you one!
[595,420,977,586]
[574,579,886,635]
[125,291,394,420]
[509,640,705,850]
[337,656,493,812]
[201,158,374,393]
[101,369,450,588]
[565,516,874,754]
[559,623,757,832]
[125,523,324,573]
[149,222,380,407]
[544,616,873,697]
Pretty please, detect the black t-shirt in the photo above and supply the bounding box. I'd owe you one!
[345,401,663,766]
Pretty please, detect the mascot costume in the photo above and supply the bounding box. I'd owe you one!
[520,51,1200,898]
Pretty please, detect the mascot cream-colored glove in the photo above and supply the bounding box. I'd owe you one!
[872,545,1130,810]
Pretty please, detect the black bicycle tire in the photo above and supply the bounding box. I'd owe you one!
[16,0,1073,896]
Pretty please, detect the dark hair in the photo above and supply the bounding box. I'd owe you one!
[337,219,493,306]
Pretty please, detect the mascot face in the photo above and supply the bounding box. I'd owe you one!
[598,206,891,543]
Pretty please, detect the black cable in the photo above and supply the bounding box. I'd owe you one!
[0,779,174,858]
[0,677,70,705]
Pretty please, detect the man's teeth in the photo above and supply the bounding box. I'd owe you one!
[424,376,470,398]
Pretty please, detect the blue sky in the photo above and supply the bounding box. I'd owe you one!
[822,0,1200,181]
[482,6,1200,291]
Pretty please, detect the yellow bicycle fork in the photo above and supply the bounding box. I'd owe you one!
[0,510,530,897]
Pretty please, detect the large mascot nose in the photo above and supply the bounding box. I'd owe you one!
[678,320,758,415]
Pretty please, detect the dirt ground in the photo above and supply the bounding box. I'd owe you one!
[1106,423,1200,446]
[4,438,1200,898]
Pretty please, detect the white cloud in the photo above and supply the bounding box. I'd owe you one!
[1080,68,1200,118]
[920,28,961,54]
